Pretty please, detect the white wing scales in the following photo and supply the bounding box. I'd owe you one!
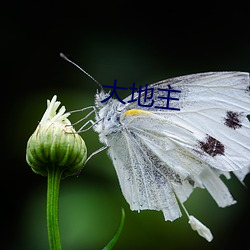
[124,113,236,206]
[107,130,182,221]
[122,72,250,172]
[107,115,237,221]
[97,71,250,222]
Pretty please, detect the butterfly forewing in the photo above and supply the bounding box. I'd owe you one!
[121,72,250,173]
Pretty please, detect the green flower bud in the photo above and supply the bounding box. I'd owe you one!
[26,95,87,178]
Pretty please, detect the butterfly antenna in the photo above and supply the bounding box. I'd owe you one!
[60,53,103,90]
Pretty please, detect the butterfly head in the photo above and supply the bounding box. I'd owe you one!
[94,89,112,109]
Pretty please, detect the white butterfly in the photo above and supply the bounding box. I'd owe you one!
[61,53,250,242]
[90,72,250,241]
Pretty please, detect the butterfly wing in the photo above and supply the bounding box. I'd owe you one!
[107,125,182,221]
[122,72,250,173]
[105,72,249,221]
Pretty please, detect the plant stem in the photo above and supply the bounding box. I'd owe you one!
[47,165,63,250]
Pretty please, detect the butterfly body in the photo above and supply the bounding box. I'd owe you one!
[94,94,124,144]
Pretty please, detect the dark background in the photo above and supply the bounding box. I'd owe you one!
[2,1,250,250]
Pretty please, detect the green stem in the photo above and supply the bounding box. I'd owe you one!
[103,208,125,250]
[47,165,63,250]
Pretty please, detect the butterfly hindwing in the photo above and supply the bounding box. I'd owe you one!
[107,126,182,221]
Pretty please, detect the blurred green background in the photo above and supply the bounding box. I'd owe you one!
[2,1,250,250]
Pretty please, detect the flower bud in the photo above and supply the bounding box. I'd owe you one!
[26,95,87,178]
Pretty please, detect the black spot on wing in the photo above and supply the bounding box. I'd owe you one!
[199,135,225,157]
[224,111,243,130]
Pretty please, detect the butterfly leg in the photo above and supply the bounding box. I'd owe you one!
[77,145,108,176]
[70,106,96,126]
[68,106,101,132]
[77,119,98,132]
[85,145,108,165]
